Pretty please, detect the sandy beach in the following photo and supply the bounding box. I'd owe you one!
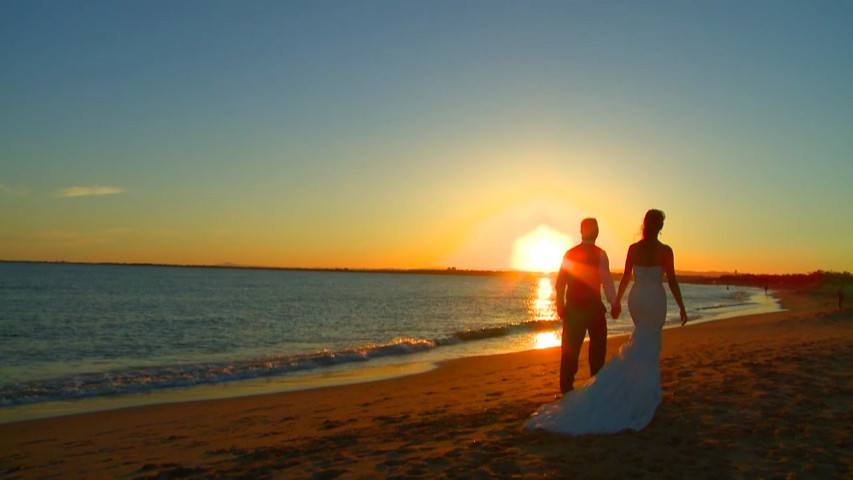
[2,287,850,479]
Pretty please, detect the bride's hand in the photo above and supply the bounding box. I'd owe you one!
[680,308,688,326]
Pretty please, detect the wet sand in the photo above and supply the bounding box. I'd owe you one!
[2,287,851,479]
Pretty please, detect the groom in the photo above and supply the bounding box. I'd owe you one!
[555,218,618,394]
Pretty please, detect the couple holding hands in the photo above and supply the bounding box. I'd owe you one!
[526,209,687,435]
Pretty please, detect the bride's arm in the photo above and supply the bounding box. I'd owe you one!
[663,246,687,325]
[614,245,634,318]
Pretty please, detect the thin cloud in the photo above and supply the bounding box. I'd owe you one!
[59,186,124,198]
[34,229,84,240]
[0,184,30,197]
[22,229,122,246]
[103,227,134,235]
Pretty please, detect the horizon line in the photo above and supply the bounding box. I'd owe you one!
[2,259,845,279]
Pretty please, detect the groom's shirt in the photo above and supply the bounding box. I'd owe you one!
[559,240,617,308]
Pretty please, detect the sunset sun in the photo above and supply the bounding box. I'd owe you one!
[511,225,572,273]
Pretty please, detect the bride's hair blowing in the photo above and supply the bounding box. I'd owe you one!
[642,209,665,239]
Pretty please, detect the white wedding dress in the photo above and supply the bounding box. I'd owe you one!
[525,266,666,435]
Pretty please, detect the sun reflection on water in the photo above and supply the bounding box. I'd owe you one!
[529,277,557,322]
[527,276,562,349]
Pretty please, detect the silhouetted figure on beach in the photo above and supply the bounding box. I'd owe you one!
[838,286,844,311]
[554,218,617,394]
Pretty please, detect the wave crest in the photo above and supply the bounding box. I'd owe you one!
[0,321,556,407]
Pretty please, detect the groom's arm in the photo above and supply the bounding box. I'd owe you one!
[599,251,617,311]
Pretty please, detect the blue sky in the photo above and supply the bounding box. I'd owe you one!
[1,1,851,273]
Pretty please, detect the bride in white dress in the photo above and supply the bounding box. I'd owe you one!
[525,209,687,435]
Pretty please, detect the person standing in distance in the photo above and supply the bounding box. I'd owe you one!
[555,218,618,394]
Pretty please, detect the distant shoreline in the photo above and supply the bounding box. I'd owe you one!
[2,259,848,287]
[0,259,531,278]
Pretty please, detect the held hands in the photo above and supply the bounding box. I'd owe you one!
[610,303,621,319]
[610,302,682,323]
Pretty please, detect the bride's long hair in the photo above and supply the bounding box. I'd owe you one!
[642,209,665,239]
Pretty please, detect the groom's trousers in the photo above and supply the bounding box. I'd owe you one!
[560,300,607,394]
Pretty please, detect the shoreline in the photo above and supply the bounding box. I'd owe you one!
[0,361,440,426]
[0,285,779,425]
[2,286,850,478]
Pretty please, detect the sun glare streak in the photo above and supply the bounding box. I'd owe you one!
[512,225,572,272]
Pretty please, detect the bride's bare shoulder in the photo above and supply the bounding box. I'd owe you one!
[626,242,644,261]
[630,240,660,266]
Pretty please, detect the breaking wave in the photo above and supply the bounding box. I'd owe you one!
[1,319,561,407]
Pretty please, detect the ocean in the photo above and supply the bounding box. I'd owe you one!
[0,262,780,422]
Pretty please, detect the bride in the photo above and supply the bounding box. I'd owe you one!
[525,209,687,435]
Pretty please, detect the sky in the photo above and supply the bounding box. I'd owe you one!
[1,0,851,274]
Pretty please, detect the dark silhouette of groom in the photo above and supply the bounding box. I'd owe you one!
[555,218,618,394]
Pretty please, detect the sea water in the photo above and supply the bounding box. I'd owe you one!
[0,262,779,421]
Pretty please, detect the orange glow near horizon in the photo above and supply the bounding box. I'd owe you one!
[511,225,572,272]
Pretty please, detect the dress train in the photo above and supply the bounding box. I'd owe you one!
[525,266,667,435]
